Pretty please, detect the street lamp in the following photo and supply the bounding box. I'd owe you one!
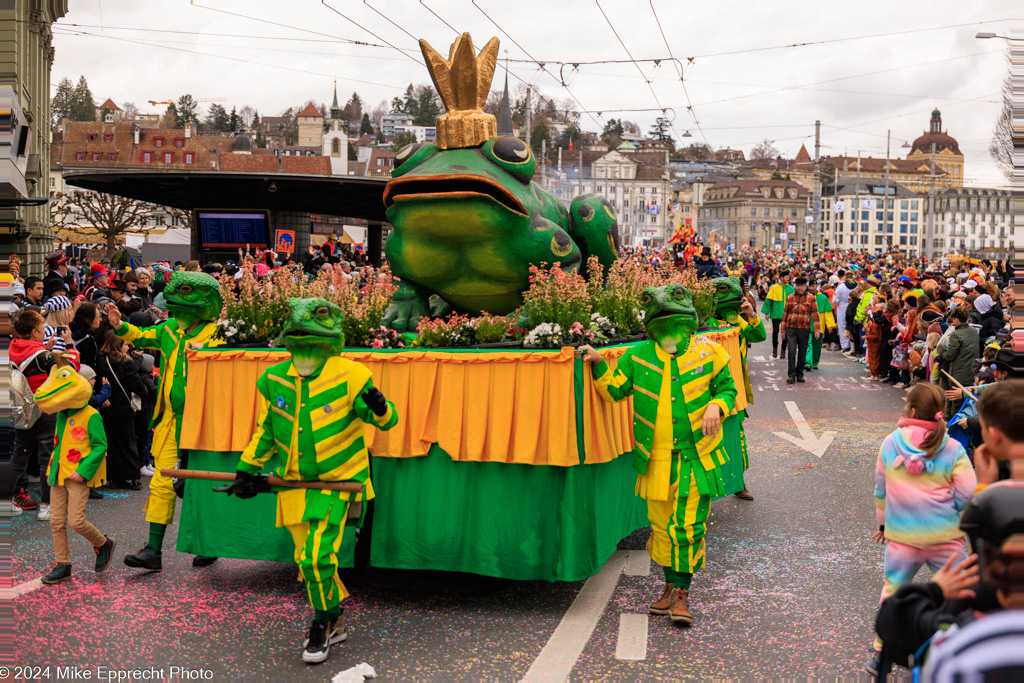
[975,32,1009,39]
[682,130,693,138]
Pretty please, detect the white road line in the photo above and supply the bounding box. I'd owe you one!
[614,614,648,661]
[623,550,651,576]
[1,578,44,600]
[522,550,628,682]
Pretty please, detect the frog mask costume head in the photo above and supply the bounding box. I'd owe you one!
[163,271,223,328]
[642,283,698,355]
[277,298,346,377]
[34,356,91,413]
[711,276,745,325]
[379,32,619,331]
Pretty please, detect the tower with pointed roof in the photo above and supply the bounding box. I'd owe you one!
[496,71,514,137]
[330,81,342,121]
[297,101,324,147]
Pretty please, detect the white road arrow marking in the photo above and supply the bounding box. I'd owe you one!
[772,401,837,458]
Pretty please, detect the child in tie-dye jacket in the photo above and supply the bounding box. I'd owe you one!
[870,382,977,656]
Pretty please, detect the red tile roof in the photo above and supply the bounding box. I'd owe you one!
[297,103,322,118]
[98,98,122,112]
[281,156,331,175]
[219,154,280,173]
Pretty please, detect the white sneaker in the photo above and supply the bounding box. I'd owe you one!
[37,504,50,521]
[893,382,906,389]
[140,465,156,477]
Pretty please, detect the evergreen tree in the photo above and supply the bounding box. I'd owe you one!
[254,131,267,148]
[251,110,261,130]
[348,142,358,161]
[414,86,441,126]
[648,117,674,151]
[530,121,550,154]
[205,103,231,133]
[601,118,624,149]
[174,94,200,129]
[229,106,239,132]
[557,124,581,149]
[360,113,373,135]
[345,92,363,121]
[71,75,96,122]
[50,76,75,125]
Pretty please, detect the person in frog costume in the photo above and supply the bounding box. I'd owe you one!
[804,279,836,371]
[761,269,794,359]
[380,33,619,330]
[710,276,766,501]
[34,354,117,585]
[580,283,738,626]
[222,298,397,665]
[105,271,224,571]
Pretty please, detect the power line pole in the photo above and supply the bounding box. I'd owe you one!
[926,141,937,261]
[884,129,891,252]
[811,119,820,257]
[525,85,532,148]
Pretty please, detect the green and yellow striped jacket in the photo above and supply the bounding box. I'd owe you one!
[116,318,222,424]
[592,337,737,476]
[237,357,397,500]
[710,315,766,405]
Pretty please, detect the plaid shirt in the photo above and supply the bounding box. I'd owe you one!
[781,291,819,330]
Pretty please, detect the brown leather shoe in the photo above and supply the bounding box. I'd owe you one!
[649,584,674,615]
[734,489,754,501]
[670,587,693,625]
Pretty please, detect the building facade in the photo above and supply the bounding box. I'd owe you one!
[381,113,413,139]
[931,187,1015,259]
[296,102,324,148]
[0,0,69,274]
[700,179,810,251]
[820,181,921,255]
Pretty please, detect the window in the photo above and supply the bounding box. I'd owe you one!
[910,213,918,222]
[171,216,180,227]
[91,152,102,162]
[911,200,918,210]
[861,235,868,245]
[875,236,884,245]
[861,211,869,220]
[750,207,757,216]
[777,208,784,218]
[876,211,883,221]
[910,225,917,233]
[162,152,174,164]
[900,224,907,233]
[763,208,770,217]
[900,212,908,221]
[154,137,164,147]
[900,236,907,245]
[49,176,55,188]
[639,187,645,194]
[650,215,656,224]
[107,153,117,162]
[623,200,628,208]
[184,152,195,164]
[683,206,689,213]
[142,151,153,163]
[174,138,185,147]
[750,223,756,232]
[87,133,96,142]
[75,151,86,161]
[901,200,908,209]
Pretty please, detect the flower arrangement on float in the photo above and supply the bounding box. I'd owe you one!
[213,258,715,350]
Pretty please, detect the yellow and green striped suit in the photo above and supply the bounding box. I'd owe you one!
[592,337,737,574]
[116,318,221,525]
[237,356,397,613]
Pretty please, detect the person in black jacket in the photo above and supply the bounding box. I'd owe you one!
[69,301,104,370]
[127,311,159,476]
[695,246,724,280]
[96,329,147,490]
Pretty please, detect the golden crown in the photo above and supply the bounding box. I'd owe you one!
[419,32,500,150]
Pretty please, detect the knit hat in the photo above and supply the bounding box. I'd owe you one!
[90,263,107,278]
[79,365,96,381]
[43,295,72,312]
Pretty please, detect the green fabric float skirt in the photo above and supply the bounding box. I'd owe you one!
[711,414,745,498]
[178,444,652,582]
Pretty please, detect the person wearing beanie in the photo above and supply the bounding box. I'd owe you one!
[82,264,110,301]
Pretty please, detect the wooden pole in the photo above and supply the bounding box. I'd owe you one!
[161,469,364,493]
[940,370,979,402]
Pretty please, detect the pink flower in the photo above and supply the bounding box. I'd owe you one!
[371,339,384,349]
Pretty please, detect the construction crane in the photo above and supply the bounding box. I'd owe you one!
[147,97,228,106]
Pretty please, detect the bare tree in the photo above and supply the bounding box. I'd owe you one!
[750,138,780,162]
[49,190,72,232]
[120,102,139,120]
[238,105,255,128]
[990,72,1012,182]
[59,190,163,257]
[369,99,387,132]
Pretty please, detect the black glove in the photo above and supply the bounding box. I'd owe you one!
[213,470,269,499]
[361,386,389,417]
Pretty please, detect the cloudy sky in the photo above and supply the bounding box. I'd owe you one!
[51,0,1016,187]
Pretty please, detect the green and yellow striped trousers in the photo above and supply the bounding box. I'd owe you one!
[285,494,351,612]
[646,449,713,574]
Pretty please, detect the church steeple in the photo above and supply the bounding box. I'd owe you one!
[496,68,513,137]
[930,108,942,133]
[330,80,342,120]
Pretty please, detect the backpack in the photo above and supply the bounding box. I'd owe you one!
[11,349,46,430]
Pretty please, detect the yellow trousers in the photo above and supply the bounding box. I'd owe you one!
[645,463,709,574]
[145,415,180,525]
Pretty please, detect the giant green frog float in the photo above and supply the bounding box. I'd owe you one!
[381,33,620,331]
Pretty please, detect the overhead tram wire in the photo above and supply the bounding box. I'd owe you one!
[188,1,388,46]
[419,1,461,37]
[44,19,390,46]
[471,0,601,129]
[319,1,423,65]
[649,0,711,151]
[362,0,417,43]
[50,27,404,90]
[595,0,688,145]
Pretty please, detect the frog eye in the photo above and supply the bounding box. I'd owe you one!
[482,137,535,183]
[641,293,653,306]
[673,287,687,298]
[391,142,438,178]
[179,284,193,295]
[58,369,72,380]
[315,306,331,318]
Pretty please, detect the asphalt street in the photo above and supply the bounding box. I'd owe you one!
[12,335,911,680]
